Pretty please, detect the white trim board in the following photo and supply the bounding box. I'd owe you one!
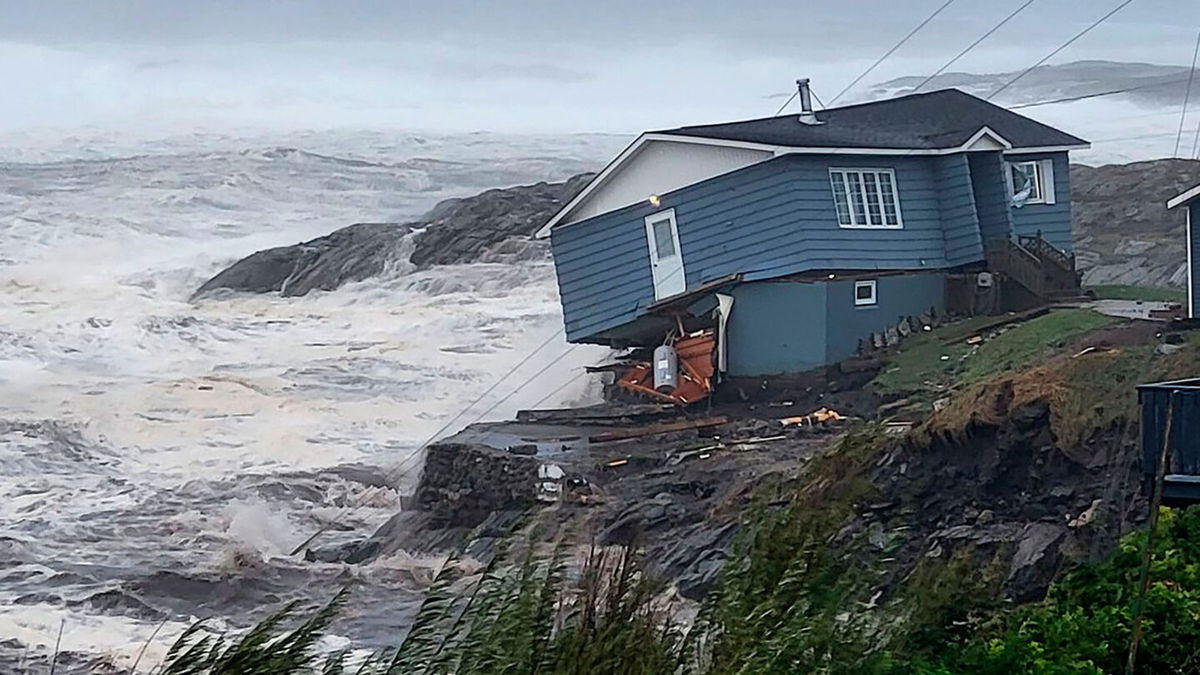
[1180,206,1190,319]
[536,128,1089,238]
[1168,184,1200,210]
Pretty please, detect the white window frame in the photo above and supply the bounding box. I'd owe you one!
[1007,159,1056,206]
[1009,161,1044,204]
[854,279,877,306]
[829,168,904,229]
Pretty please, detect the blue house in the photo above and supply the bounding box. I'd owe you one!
[1167,183,1200,319]
[537,86,1089,378]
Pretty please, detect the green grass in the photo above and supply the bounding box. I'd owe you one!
[872,308,1117,398]
[1086,284,1187,303]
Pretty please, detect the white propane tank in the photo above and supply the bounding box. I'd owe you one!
[653,344,679,393]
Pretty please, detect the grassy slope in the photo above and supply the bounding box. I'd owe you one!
[873,308,1117,400]
[1086,284,1188,303]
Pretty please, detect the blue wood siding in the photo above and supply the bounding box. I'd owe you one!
[550,201,656,341]
[1190,203,1199,319]
[823,273,946,364]
[727,281,827,376]
[689,154,949,282]
[1007,151,1073,252]
[935,154,982,266]
[968,152,1013,246]
[552,154,965,342]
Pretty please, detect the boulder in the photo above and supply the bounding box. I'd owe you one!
[194,222,410,298]
[194,173,594,299]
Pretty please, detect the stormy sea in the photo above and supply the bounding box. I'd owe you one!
[0,129,622,671]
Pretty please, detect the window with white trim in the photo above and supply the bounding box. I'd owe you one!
[829,168,903,228]
[1008,161,1045,204]
[854,280,877,306]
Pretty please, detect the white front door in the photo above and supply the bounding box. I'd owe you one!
[644,209,686,300]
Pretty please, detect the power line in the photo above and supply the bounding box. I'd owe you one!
[986,0,1136,101]
[773,91,798,117]
[1174,28,1200,157]
[913,0,1038,93]
[773,86,828,117]
[828,0,960,106]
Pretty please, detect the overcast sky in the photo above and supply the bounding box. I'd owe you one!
[1,0,1198,134]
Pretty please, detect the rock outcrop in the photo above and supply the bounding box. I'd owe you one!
[1072,158,1200,287]
[193,173,593,299]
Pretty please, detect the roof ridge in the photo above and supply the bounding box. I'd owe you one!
[655,88,976,134]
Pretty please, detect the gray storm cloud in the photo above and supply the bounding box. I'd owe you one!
[0,0,1197,133]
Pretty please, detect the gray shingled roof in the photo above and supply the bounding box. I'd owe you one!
[653,89,1088,150]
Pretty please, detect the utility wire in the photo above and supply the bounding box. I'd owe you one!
[986,0,1136,101]
[773,91,798,117]
[1174,28,1200,157]
[773,85,827,117]
[912,0,1038,93]
[828,0,959,106]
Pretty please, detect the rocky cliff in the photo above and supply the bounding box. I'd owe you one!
[194,173,593,298]
[1072,158,1200,287]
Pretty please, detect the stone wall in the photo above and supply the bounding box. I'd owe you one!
[415,442,541,527]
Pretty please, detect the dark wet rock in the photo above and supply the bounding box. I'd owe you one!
[69,589,164,621]
[1006,522,1070,603]
[15,591,60,605]
[647,521,739,599]
[193,222,413,298]
[194,173,593,298]
[408,173,592,267]
[0,638,124,675]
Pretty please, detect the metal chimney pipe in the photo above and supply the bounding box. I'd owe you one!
[796,78,822,125]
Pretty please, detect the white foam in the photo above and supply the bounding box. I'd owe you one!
[0,128,616,665]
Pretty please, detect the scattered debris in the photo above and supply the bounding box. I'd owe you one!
[938,307,1050,345]
[1071,345,1117,359]
[515,403,675,426]
[588,415,729,443]
[617,329,717,405]
[1068,499,1102,528]
[780,408,844,427]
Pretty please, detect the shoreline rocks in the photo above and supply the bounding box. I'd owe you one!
[193,173,593,299]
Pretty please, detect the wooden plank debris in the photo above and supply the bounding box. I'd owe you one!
[587,415,729,443]
[939,307,1049,345]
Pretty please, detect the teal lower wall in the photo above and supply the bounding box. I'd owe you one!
[727,282,827,376]
[823,273,947,364]
[726,273,946,377]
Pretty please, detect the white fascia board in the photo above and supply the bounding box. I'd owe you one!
[1002,143,1091,155]
[961,126,1013,151]
[535,134,650,239]
[1168,184,1200,210]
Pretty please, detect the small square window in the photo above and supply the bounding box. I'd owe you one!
[854,280,877,306]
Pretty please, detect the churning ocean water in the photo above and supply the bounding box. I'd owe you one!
[0,128,621,671]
